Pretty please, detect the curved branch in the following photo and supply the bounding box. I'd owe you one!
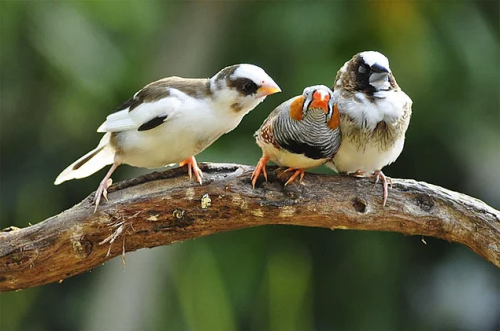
[1,163,499,291]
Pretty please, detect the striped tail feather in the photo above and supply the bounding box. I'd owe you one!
[54,133,115,185]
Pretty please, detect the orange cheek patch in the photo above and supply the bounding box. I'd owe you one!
[328,103,340,129]
[289,96,304,121]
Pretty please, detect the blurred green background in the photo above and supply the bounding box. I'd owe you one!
[1,1,499,330]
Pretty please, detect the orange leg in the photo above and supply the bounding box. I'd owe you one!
[251,156,269,189]
[370,170,393,207]
[179,156,203,184]
[283,168,305,186]
[94,162,119,212]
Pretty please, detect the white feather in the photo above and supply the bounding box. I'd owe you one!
[333,89,408,131]
[359,51,390,69]
[97,96,183,132]
[232,64,270,85]
[54,133,114,185]
[111,94,246,168]
[330,134,406,174]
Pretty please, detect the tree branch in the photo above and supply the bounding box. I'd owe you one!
[1,163,499,291]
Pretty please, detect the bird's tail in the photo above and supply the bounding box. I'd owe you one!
[54,133,115,185]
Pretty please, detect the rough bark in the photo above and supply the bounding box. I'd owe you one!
[1,163,499,291]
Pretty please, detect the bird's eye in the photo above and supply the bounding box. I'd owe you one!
[232,78,259,95]
[243,82,257,92]
[358,65,367,74]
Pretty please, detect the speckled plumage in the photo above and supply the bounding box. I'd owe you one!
[328,52,412,174]
[327,51,412,206]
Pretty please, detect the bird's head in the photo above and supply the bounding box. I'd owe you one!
[289,85,339,129]
[335,51,398,93]
[302,85,335,114]
[210,64,281,114]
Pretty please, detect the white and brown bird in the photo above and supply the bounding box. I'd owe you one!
[55,64,281,210]
[326,51,412,206]
[252,85,341,188]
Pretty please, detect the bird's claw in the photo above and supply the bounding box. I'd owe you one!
[251,156,269,189]
[94,178,112,213]
[371,170,391,207]
[103,179,112,201]
[284,168,305,186]
[180,157,203,184]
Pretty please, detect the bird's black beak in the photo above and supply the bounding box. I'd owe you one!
[371,63,389,73]
[369,63,390,89]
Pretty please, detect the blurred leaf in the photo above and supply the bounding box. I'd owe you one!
[172,243,237,331]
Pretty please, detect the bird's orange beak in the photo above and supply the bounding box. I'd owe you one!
[309,90,331,113]
[256,80,281,98]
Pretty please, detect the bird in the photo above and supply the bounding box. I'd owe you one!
[252,85,341,188]
[55,63,281,211]
[326,51,412,206]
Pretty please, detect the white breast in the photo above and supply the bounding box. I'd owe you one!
[334,89,409,130]
[114,97,244,168]
[329,90,411,174]
[331,134,405,174]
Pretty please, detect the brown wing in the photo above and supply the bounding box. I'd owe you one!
[100,77,211,133]
[111,77,211,114]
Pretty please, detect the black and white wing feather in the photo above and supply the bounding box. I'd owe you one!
[97,91,182,133]
[97,76,211,133]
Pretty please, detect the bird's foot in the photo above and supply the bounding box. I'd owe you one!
[180,156,203,184]
[251,156,269,189]
[94,178,112,213]
[93,163,119,213]
[351,170,367,177]
[370,170,392,207]
[283,168,305,186]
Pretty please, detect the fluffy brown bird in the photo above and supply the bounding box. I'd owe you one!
[326,51,412,206]
[252,85,341,187]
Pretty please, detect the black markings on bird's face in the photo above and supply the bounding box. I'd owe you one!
[302,89,314,113]
[228,78,259,96]
[214,64,259,96]
[353,56,376,94]
[348,55,396,95]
